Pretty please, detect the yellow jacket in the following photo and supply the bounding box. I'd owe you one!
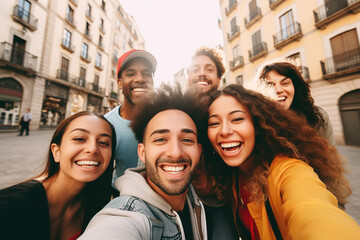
[233,155,360,239]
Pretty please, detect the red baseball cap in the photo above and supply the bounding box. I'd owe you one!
[117,49,157,78]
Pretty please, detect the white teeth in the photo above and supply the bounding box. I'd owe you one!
[76,160,99,166]
[133,88,146,93]
[278,96,286,101]
[220,142,240,148]
[162,165,185,174]
[197,81,209,86]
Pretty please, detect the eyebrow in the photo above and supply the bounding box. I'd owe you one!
[70,128,111,138]
[150,128,197,137]
[209,110,245,119]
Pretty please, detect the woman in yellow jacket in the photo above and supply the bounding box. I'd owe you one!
[202,84,360,239]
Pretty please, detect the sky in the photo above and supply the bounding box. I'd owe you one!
[119,0,223,85]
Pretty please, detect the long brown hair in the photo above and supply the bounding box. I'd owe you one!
[203,84,351,206]
[36,111,116,230]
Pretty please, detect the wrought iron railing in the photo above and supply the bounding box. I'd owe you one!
[273,22,302,45]
[0,42,38,71]
[230,56,244,69]
[320,47,360,75]
[227,26,240,40]
[12,5,38,30]
[313,0,350,23]
[225,0,237,15]
[248,42,268,59]
[244,7,261,25]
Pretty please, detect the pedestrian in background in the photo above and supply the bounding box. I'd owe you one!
[0,111,116,240]
[203,84,359,239]
[18,108,32,136]
[258,62,335,145]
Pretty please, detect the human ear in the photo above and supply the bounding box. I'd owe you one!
[138,143,145,164]
[117,78,122,89]
[51,143,60,162]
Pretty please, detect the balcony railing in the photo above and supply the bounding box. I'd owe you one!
[301,66,310,80]
[0,42,38,73]
[273,22,303,49]
[56,69,105,94]
[269,0,286,10]
[313,0,360,29]
[80,54,91,63]
[12,5,38,31]
[244,7,262,28]
[225,0,237,16]
[65,15,77,27]
[98,42,105,50]
[110,92,118,100]
[61,40,75,53]
[230,56,244,71]
[248,42,268,62]
[84,31,92,40]
[227,26,240,42]
[320,47,360,79]
[95,63,104,71]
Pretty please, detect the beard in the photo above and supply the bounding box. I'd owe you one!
[145,157,198,196]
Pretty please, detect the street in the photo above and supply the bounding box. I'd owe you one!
[0,129,359,224]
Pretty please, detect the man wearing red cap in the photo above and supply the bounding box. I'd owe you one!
[105,49,157,187]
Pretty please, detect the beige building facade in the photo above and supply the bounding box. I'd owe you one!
[0,0,145,131]
[218,0,360,145]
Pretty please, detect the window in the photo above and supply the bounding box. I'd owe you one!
[85,22,90,36]
[232,45,240,59]
[279,10,294,39]
[86,4,92,18]
[101,0,106,11]
[99,35,103,48]
[230,17,237,34]
[96,53,101,67]
[110,81,114,92]
[79,67,86,87]
[236,74,243,85]
[66,5,74,23]
[60,57,69,80]
[287,53,302,70]
[62,29,72,48]
[115,33,119,45]
[111,66,116,77]
[251,30,262,55]
[94,75,99,85]
[100,18,104,31]
[249,0,257,20]
[81,43,88,59]
[18,0,31,23]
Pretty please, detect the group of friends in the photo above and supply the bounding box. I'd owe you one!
[1,47,360,240]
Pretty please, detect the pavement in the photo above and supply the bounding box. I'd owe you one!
[0,130,359,224]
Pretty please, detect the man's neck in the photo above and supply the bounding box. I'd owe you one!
[119,103,134,120]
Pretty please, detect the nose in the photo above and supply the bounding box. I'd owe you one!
[274,83,283,94]
[85,139,99,154]
[220,122,233,136]
[166,139,183,160]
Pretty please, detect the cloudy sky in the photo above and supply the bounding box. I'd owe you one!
[119,0,223,85]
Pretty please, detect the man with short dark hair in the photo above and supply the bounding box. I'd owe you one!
[105,49,157,185]
[80,85,207,239]
[187,47,225,93]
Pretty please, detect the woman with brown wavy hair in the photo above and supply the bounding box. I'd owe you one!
[258,61,335,145]
[203,84,359,239]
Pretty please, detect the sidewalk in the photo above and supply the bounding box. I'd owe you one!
[0,130,359,224]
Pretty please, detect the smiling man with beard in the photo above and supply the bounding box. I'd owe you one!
[79,85,208,240]
[105,49,157,187]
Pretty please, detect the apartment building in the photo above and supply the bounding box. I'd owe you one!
[0,0,145,130]
[218,0,360,145]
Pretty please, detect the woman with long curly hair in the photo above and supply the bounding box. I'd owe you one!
[0,111,116,240]
[203,84,359,239]
[258,61,335,144]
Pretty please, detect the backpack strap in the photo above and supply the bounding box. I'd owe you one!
[265,198,283,240]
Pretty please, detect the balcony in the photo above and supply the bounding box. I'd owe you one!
[227,26,240,42]
[86,13,93,22]
[56,70,105,94]
[244,7,262,28]
[225,0,237,16]
[99,26,106,34]
[12,5,38,31]
[273,22,303,49]
[61,40,75,53]
[80,54,91,63]
[269,0,286,10]
[301,66,310,81]
[248,42,268,62]
[320,47,360,80]
[98,42,105,51]
[313,0,360,29]
[69,0,78,7]
[65,16,77,28]
[95,63,104,71]
[110,91,118,100]
[230,56,244,71]
[0,42,38,74]
[84,30,92,41]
